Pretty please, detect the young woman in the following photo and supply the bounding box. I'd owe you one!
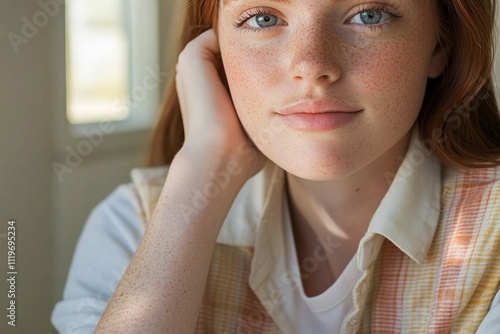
[52,0,500,332]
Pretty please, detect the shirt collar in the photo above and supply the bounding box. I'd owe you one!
[249,161,288,290]
[357,128,442,269]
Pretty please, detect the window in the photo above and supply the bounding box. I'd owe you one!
[65,0,160,133]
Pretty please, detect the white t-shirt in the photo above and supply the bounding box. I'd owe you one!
[282,194,362,333]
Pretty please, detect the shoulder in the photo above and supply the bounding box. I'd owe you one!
[442,164,500,203]
[51,181,146,333]
[86,182,145,248]
[443,163,500,187]
[53,181,144,285]
[441,163,500,231]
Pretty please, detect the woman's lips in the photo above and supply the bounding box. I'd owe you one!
[276,99,362,132]
[276,112,361,132]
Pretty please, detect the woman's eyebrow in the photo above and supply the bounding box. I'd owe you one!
[223,0,291,8]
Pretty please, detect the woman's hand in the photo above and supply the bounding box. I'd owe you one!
[175,29,266,181]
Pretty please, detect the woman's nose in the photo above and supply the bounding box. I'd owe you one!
[287,25,342,88]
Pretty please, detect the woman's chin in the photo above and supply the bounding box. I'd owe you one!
[277,158,363,182]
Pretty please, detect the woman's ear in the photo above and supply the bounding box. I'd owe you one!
[428,41,449,78]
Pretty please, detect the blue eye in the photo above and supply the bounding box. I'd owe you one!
[351,10,391,25]
[234,8,286,30]
[249,14,280,28]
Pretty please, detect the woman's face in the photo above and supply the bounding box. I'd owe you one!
[218,0,445,180]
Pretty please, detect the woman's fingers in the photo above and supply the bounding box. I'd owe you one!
[175,28,267,178]
[176,30,234,137]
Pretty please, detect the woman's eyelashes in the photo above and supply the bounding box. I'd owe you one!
[233,7,286,31]
[232,4,402,33]
[350,10,391,25]
[347,4,402,30]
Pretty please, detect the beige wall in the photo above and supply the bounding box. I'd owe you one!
[0,1,55,332]
[0,1,499,333]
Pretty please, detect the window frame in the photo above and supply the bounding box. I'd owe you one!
[65,0,160,138]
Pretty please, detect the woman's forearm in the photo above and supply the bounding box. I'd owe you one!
[95,149,249,333]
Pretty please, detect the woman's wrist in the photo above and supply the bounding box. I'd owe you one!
[173,143,259,189]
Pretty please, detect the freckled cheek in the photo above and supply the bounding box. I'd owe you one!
[354,47,429,119]
[222,46,281,117]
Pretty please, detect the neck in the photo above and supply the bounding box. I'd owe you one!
[286,133,411,259]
